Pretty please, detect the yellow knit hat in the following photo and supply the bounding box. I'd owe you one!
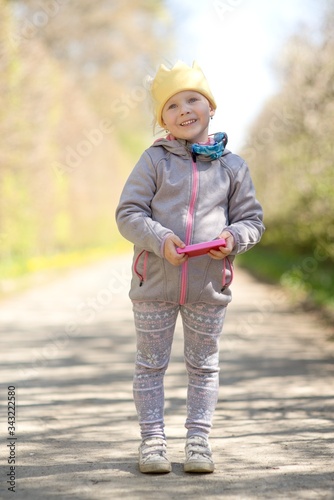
[151,61,217,128]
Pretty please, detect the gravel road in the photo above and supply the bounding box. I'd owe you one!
[0,254,333,499]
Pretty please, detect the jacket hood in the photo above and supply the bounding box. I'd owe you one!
[152,132,229,162]
[153,135,189,159]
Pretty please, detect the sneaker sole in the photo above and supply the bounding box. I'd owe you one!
[139,462,172,474]
[184,461,214,473]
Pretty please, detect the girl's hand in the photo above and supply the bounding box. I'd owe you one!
[209,231,235,260]
[164,234,188,266]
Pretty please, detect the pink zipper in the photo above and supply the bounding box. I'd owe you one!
[180,158,199,304]
[134,250,148,286]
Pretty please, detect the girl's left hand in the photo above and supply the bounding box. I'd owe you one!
[209,231,235,260]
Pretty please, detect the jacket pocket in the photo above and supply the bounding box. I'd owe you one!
[195,257,234,305]
[221,257,234,291]
[133,250,149,287]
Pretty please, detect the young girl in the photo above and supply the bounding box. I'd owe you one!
[115,61,265,474]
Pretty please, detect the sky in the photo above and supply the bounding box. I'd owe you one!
[164,0,321,151]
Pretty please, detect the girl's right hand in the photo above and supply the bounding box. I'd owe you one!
[164,234,188,266]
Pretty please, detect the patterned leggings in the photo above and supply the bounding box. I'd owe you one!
[132,301,226,440]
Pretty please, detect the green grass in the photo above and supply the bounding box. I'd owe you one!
[237,245,334,313]
[0,237,132,296]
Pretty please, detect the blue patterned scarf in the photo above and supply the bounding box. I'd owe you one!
[191,132,228,161]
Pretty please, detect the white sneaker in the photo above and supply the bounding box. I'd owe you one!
[184,435,214,473]
[138,437,171,474]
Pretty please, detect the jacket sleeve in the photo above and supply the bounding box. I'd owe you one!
[115,150,174,257]
[224,159,265,255]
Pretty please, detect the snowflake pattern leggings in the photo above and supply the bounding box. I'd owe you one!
[132,301,226,440]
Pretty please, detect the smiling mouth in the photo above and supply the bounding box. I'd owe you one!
[180,119,197,126]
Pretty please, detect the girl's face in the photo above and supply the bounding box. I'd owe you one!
[161,90,215,143]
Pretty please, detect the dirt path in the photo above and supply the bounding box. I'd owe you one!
[0,254,333,499]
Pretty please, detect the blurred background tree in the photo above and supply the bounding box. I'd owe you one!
[0,0,172,282]
[1,0,333,312]
[239,2,334,309]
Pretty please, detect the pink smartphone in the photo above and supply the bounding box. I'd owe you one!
[176,238,226,257]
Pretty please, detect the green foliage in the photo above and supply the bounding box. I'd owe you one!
[240,4,334,307]
[1,172,37,258]
[238,244,334,311]
[0,0,170,283]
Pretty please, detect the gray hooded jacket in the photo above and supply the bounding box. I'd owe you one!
[115,136,265,306]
